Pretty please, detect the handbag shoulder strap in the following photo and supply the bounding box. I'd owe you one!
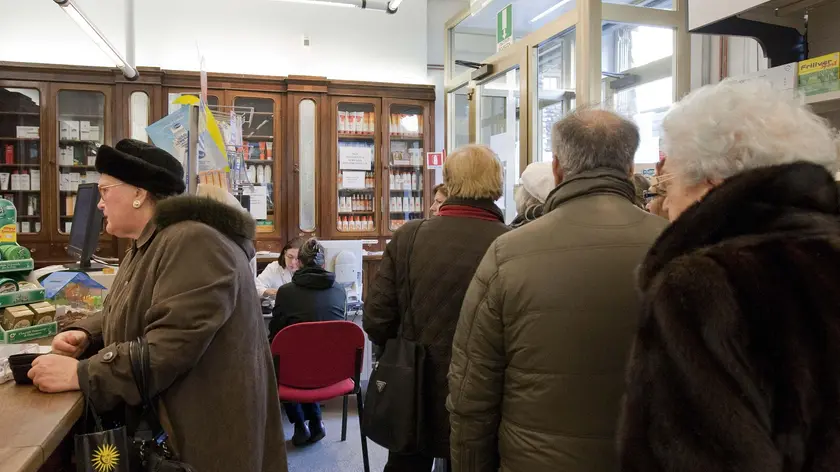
[401,220,424,339]
[129,337,169,447]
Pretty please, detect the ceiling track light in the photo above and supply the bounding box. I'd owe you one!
[53,0,138,80]
[272,0,403,13]
[530,0,574,23]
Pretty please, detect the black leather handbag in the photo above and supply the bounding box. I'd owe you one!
[129,337,196,472]
[362,221,427,454]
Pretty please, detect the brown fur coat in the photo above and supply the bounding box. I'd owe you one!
[619,162,840,472]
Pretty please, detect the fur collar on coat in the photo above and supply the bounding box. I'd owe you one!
[154,195,256,259]
[619,162,840,472]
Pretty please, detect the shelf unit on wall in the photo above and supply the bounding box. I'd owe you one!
[0,62,436,266]
[688,0,840,127]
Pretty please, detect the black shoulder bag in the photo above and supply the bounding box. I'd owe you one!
[362,221,427,453]
[74,393,132,472]
[129,337,196,472]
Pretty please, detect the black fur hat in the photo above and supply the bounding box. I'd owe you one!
[95,139,186,197]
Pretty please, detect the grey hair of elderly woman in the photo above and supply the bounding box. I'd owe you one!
[514,185,541,216]
[657,79,840,221]
[663,79,839,184]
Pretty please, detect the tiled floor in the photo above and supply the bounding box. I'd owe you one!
[283,396,388,472]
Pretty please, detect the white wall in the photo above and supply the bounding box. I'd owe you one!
[0,0,428,84]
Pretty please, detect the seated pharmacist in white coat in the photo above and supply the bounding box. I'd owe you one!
[255,237,304,298]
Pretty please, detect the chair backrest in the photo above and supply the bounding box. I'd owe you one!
[270,320,365,389]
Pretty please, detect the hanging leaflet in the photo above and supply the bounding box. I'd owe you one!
[339,145,373,171]
[343,171,367,189]
[241,186,267,220]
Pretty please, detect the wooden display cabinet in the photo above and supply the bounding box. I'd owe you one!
[0,62,435,267]
[0,80,50,261]
[382,98,433,235]
[329,96,382,239]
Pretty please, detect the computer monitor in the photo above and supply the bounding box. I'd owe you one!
[66,183,105,271]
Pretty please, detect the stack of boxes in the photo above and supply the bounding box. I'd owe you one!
[0,199,55,343]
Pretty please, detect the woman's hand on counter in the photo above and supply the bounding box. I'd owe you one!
[264,288,278,297]
[52,330,90,358]
[28,354,80,393]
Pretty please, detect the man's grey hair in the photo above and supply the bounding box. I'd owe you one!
[551,109,640,177]
[663,79,839,184]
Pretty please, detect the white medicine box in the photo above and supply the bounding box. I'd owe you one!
[61,121,80,141]
[15,126,39,138]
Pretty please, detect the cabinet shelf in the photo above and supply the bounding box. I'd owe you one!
[389,164,424,169]
[243,136,274,140]
[339,188,375,192]
[0,164,40,168]
[244,159,274,164]
[0,137,39,141]
[59,165,95,170]
[389,135,424,140]
[806,90,840,114]
[59,140,98,144]
[338,133,375,140]
[391,211,424,214]
[58,113,104,119]
[0,111,39,116]
[17,215,41,219]
[1,190,41,193]
[390,189,423,193]
[339,211,375,215]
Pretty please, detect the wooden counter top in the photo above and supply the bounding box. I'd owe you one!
[0,371,83,472]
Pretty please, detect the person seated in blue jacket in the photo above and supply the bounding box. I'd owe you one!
[268,237,347,447]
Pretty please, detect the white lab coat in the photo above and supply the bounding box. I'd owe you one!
[254,261,294,297]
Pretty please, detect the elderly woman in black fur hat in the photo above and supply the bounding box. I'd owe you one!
[27,139,288,472]
[619,80,840,472]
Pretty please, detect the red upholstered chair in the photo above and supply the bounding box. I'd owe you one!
[271,321,370,472]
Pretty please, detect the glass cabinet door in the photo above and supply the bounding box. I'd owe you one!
[236,96,278,234]
[0,86,43,235]
[386,104,426,231]
[335,101,377,234]
[57,89,106,235]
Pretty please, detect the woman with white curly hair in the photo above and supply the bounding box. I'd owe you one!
[619,79,840,472]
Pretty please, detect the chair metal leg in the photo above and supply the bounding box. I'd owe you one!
[341,395,349,441]
[356,391,370,472]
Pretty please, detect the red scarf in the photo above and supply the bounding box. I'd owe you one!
[437,204,501,222]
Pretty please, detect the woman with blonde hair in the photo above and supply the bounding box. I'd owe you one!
[365,144,510,471]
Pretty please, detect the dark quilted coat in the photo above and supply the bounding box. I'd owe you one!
[364,197,510,458]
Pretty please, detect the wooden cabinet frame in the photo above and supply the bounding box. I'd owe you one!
[0,62,435,266]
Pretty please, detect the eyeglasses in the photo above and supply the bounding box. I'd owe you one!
[98,182,125,201]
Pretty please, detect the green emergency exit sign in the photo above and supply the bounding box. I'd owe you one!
[497,4,513,51]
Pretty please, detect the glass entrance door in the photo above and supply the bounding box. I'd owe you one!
[478,68,520,225]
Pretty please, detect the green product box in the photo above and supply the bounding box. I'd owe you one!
[0,321,57,343]
[0,286,46,308]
